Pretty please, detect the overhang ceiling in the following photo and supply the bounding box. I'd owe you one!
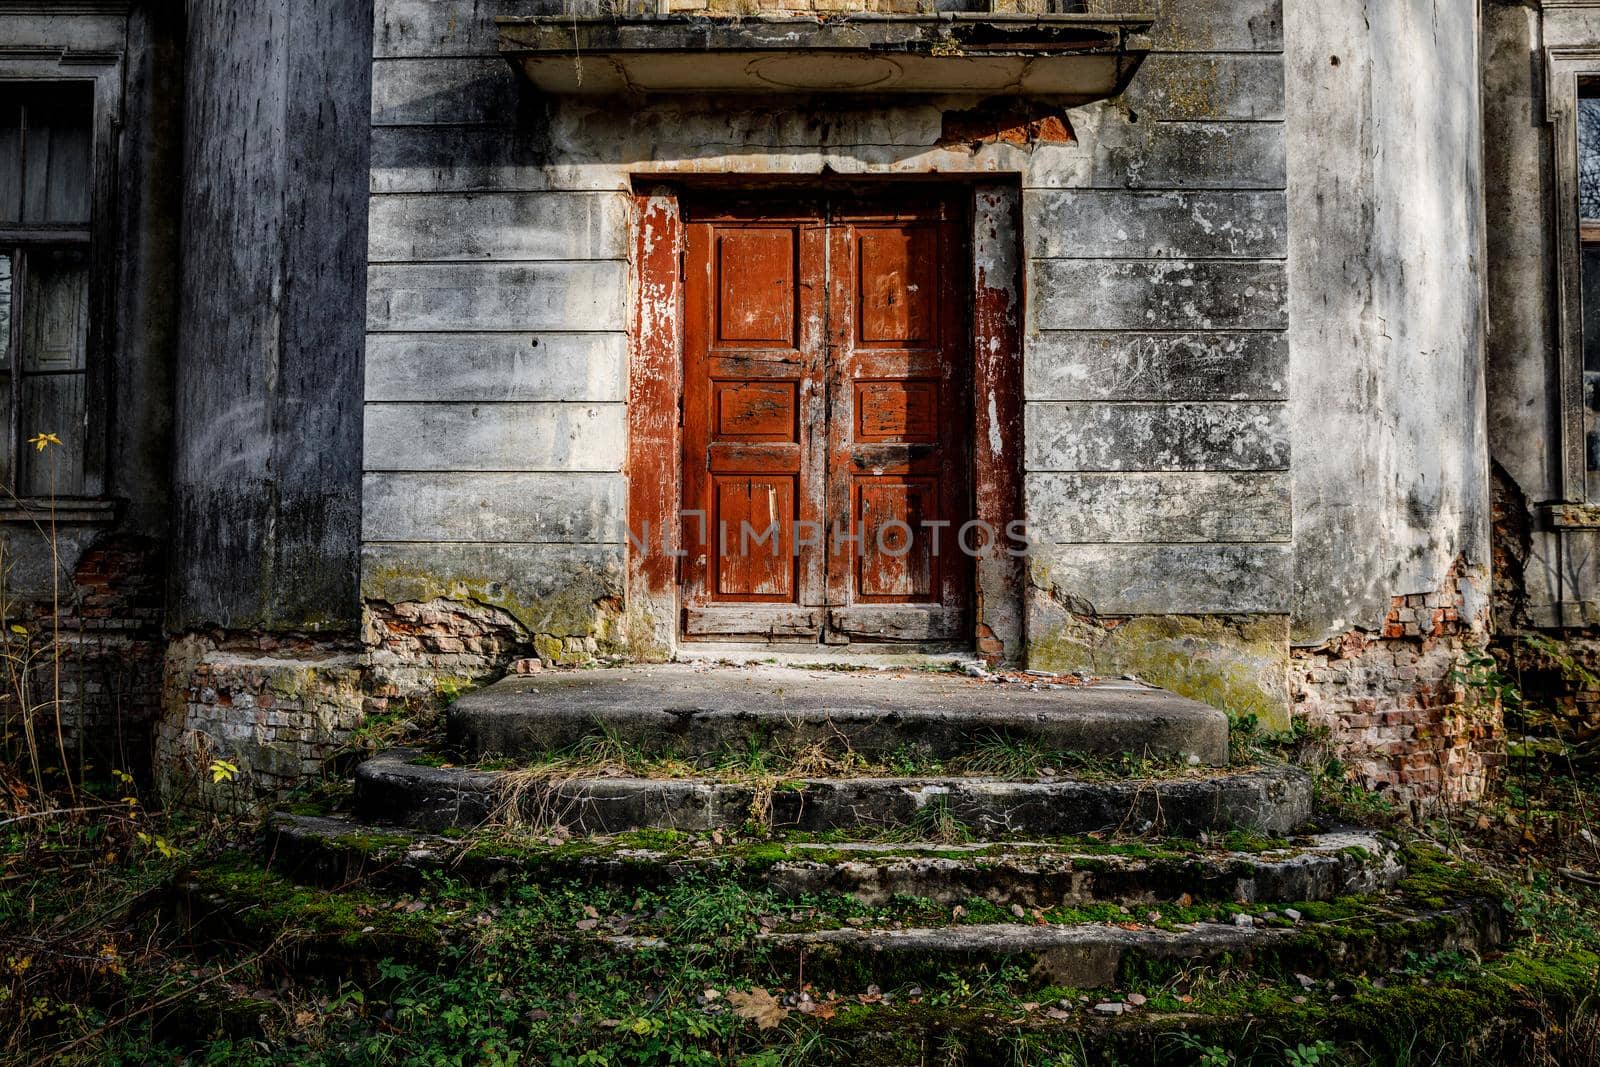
[497,13,1152,100]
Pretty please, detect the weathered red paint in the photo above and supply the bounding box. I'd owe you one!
[971,183,1026,664]
[679,191,972,643]
[626,190,684,655]
[629,184,1023,656]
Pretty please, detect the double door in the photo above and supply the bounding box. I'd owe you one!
[681,191,972,645]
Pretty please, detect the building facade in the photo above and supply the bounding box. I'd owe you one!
[0,0,1568,809]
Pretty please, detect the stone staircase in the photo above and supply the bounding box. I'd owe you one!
[215,665,1508,1058]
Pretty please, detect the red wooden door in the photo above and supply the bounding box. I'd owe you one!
[681,192,970,644]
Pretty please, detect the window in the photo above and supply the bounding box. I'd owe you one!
[0,83,93,497]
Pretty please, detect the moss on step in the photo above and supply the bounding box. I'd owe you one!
[184,851,451,957]
[141,827,1591,1067]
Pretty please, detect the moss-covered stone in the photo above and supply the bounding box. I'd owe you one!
[1028,612,1292,731]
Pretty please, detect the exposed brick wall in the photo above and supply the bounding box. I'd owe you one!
[362,597,609,705]
[1292,562,1503,808]
[0,534,167,779]
[362,598,531,702]
[155,633,365,811]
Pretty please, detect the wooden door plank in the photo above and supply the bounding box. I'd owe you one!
[827,606,968,641]
[685,606,822,637]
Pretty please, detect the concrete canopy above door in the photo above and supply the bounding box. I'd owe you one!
[496,13,1152,100]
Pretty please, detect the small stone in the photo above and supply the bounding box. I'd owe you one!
[1295,973,1315,989]
[1039,767,1057,777]
[1127,993,1147,1007]
[1284,908,1303,923]
[1093,1002,1124,1015]
[511,658,543,675]
[1010,903,1026,918]
[1058,999,1072,1010]
[1293,996,1307,1004]
[1233,914,1253,928]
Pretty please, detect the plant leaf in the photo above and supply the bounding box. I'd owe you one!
[727,987,788,1030]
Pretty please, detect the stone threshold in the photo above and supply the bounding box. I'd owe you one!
[448,662,1230,766]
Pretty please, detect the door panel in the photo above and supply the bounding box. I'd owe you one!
[855,478,936,599]
[682,214,826,637]
[713,474,796,599]
[825,206,971,638]
[681,193,970,645]
[716,229,796,343]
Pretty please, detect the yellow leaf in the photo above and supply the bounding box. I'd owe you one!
[26,432,60,452]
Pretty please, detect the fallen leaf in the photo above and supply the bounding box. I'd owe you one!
[727,987,789,1030]
[575,919,599,931]
[583,905,600,919]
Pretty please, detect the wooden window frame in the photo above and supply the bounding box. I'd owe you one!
[0,53,122,514]
[626,180,1024,661]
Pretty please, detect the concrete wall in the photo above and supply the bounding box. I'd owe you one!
[171,0,373,634]
[1284,0,1489,645]
[1283,0,1494,803]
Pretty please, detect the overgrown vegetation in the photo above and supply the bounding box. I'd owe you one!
[6,600,1600,1062]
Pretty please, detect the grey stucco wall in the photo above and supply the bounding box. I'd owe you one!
[362,0,1294,682]
[171,0,373,633]
[1284,0,1489,644]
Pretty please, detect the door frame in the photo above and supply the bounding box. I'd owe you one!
[626,178,1024,663]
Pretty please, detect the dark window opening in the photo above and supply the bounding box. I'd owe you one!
[0,82,92,497]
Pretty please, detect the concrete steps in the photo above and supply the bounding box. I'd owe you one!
[224,813,1503,995]
[747,901,1503,990]
[352,747,1313,836]
[594,902,1501,991]
[447,664,1231,766]
[266,812,1404,906]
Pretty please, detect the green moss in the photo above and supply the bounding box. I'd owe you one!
[190,852,448,954]
[362,558,621,646]
[1027,609,1292,731]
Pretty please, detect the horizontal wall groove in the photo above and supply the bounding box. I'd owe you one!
[1029,255,1289,263]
